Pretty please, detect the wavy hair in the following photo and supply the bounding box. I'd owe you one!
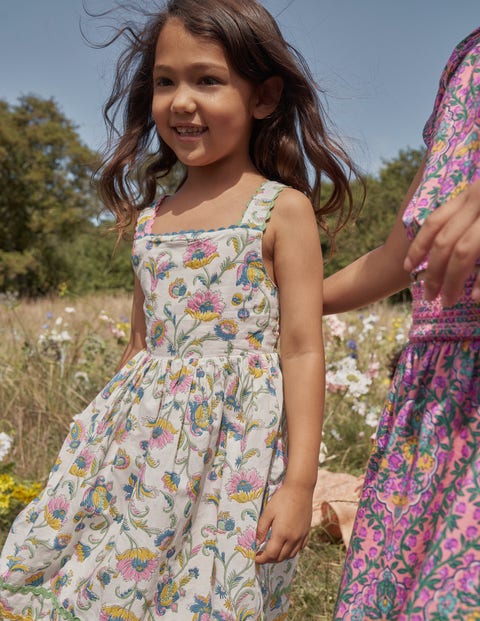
[96,0,363,242]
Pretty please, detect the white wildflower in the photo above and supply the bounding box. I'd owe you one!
[64,307,76,314]
[365,409,380,428]
[324,314,347,339]
[319,441,328,464]
[0,432,13,462]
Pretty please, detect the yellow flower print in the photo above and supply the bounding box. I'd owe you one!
[402,436,418,464]
[392,493,408,506]
[100,605,141,621]
[247,353,266,378]
[418,452,434,471]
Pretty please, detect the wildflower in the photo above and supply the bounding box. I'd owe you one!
[64,307,76,314]
[324,314,347,339]
[0,432,13,462]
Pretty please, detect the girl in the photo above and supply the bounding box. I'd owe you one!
[0,1,360,619]
[324,27,480,620]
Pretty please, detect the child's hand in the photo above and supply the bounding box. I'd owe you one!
[255,483,312,564]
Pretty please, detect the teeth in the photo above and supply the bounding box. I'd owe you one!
[176,126,205,135]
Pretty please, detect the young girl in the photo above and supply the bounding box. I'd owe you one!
[324,27,480,620]
[0,1,360,619]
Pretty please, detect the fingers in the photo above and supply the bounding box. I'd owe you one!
[404,198,458,273]
[404,190,480,305]
[255,530,308,565]
[255,508,309,564]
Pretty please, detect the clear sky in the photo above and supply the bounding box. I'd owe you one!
[1,1,479,173]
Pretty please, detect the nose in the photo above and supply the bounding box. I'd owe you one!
[171,83,196,114]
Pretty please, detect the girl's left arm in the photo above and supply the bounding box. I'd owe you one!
[256,189,325,564]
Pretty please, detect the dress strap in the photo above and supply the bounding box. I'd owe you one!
[133,199,163,239]
[240,180,287,231]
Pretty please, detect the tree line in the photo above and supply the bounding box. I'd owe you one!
[0,95,424,299]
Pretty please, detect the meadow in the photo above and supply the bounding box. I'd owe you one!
[0,292,411,620]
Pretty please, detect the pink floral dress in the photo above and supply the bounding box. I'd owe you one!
[0,181,296,621]
[334,29,480,621]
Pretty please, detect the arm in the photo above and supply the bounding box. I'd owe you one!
[323,159,426,314]
[404,178,480,305]
[256,189,325,564]
[115,274,147,371]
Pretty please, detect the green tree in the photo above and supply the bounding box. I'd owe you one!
[0,95,99,296]
[325,147,425,283]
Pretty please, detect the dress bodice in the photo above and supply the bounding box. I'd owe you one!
[132,181,284,358]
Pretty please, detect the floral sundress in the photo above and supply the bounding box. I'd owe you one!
[334,28,480,621]
[0,181,296,621]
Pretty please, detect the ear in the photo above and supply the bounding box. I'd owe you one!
[253,76,283,120]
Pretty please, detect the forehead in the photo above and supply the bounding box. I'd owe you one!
[155,17,229,66]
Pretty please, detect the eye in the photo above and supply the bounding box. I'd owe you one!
[154,76,174,87]
[199,76,221,86]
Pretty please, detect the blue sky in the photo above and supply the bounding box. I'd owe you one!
[1,1,479,173]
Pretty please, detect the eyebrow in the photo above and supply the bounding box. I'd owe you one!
[153,62,228,73]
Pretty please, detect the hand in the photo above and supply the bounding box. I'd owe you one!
[404,179,480,306]
[255,483,312,565]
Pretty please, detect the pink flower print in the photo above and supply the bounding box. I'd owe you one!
[236,250,264,290]
[247,353,266,378]
[169,365,192,394]
[146,417,177,449]
[186,291,224,322]
[145,256,175,289]
[226,469,264,502]
[183,239,219,269]
[234,526,257,560]
[69,449,94,477]
[116,548,158,583]
[150,319,167,347]
[44,495,69,530]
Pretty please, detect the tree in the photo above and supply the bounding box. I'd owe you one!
[0,95,99,296]
[324,147,425,284]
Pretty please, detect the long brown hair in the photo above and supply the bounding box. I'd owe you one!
[96,0,363,241]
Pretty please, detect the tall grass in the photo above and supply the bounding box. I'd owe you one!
[0,292,410,617]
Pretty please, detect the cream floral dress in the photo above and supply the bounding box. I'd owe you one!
[0,181,296,621]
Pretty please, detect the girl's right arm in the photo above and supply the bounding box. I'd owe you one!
[115,274,147,371]
[323,159,426,315]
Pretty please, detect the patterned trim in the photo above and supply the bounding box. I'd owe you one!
[240,181,286,231]
[0,578,81,621]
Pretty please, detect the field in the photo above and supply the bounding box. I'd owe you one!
[0,292,411,619]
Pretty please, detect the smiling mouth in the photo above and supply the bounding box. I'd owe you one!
[174,126,207,135]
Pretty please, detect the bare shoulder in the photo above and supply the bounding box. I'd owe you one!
[273,187,315,221]
[268,187,318,240]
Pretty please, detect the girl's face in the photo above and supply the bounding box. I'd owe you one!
[152,18,261,171]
